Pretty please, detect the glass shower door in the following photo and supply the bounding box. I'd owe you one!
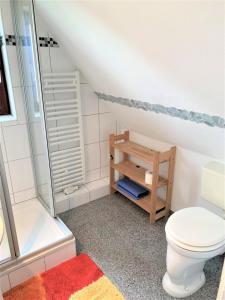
[11,0,55,216]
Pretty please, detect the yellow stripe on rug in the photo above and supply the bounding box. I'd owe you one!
[69,275,125,300]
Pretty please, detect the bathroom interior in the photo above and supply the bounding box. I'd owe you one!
[0,1,224,299]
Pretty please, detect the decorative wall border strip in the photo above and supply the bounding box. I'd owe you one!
[2,34,59,47]
[95,92,225,128]
[38,37,59,47]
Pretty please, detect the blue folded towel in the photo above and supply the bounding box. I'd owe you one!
[117,177,149,200]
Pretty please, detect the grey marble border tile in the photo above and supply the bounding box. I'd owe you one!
[95,92,225,128]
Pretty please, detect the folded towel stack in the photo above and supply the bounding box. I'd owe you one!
[117,177,149,200]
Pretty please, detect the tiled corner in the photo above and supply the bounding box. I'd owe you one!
[14,188,36,204]
[100,141,109,167]
[8,258,45,288]
[86,169,101,183]
[101,166,109,179]
[44,241,76,270]
[99,113,116,141]
[55,198,70,214]
[0,275,10,293]
[99,98,110,113]
[84,143,100,171]
[3,125,30,161]
[8,158,35,193]
[83,115,100,144]
[86,178,110,202]
[69,186,89,209]
[81,84,99,115]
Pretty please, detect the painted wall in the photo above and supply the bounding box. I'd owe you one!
[35,1,224,115]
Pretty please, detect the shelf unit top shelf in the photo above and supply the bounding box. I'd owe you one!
[113,141,171,163]
[113,184,165,213]
[112,160,167,190]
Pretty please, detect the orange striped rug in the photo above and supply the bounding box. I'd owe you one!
[4,254,125,300]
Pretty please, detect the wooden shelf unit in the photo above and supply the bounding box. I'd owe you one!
[110,131,176,223]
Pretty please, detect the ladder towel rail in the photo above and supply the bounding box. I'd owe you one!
[43,71,85,195]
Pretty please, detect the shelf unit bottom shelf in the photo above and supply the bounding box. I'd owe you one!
[112,183,166,214]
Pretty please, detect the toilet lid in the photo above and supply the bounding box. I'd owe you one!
[166,207,225,248]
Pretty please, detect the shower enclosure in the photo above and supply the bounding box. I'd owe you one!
[0,0,79,268]
[11,0,55,215]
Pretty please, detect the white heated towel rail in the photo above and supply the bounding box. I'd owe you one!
[42,71,85,195]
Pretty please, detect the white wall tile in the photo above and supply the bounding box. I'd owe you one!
[86,169,100,183]
[80,84,99,115]
[9,258,45,288]
[9,158,34,192]
[99,99,110,113]
[83,115,99,144]
[86,178,110,201]
[100,141,109,167]
[69,186,89,209]
[99,113,116,141]
[14,188,36,204]
[84,143,100,171]
[0,275,10,293]
[44,242,76,270]
[3,125,30,161]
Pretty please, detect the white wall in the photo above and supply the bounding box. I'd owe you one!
[35,1,224,116]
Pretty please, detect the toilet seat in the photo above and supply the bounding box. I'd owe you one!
[166,207,225,252]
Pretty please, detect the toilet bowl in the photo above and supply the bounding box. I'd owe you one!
[162,207,225,298]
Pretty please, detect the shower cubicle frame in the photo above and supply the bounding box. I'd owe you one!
[10,0,56,217]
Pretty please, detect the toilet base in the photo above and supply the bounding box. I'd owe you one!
[162,271,206,298]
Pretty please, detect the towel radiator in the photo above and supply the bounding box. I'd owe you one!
[42,71,85,195]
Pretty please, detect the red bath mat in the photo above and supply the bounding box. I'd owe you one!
[3,253,125,300]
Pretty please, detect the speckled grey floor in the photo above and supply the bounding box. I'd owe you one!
[60,194,224,300]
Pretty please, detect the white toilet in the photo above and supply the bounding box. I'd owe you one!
[162,161,225,298]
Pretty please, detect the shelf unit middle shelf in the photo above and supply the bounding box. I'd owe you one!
[111,160,168,191]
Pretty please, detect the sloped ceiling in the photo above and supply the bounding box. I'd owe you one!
[35,1,224,159]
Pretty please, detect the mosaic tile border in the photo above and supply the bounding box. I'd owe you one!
[2,34,59,47]
[39,37,59,47]
[96,92,225,128]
